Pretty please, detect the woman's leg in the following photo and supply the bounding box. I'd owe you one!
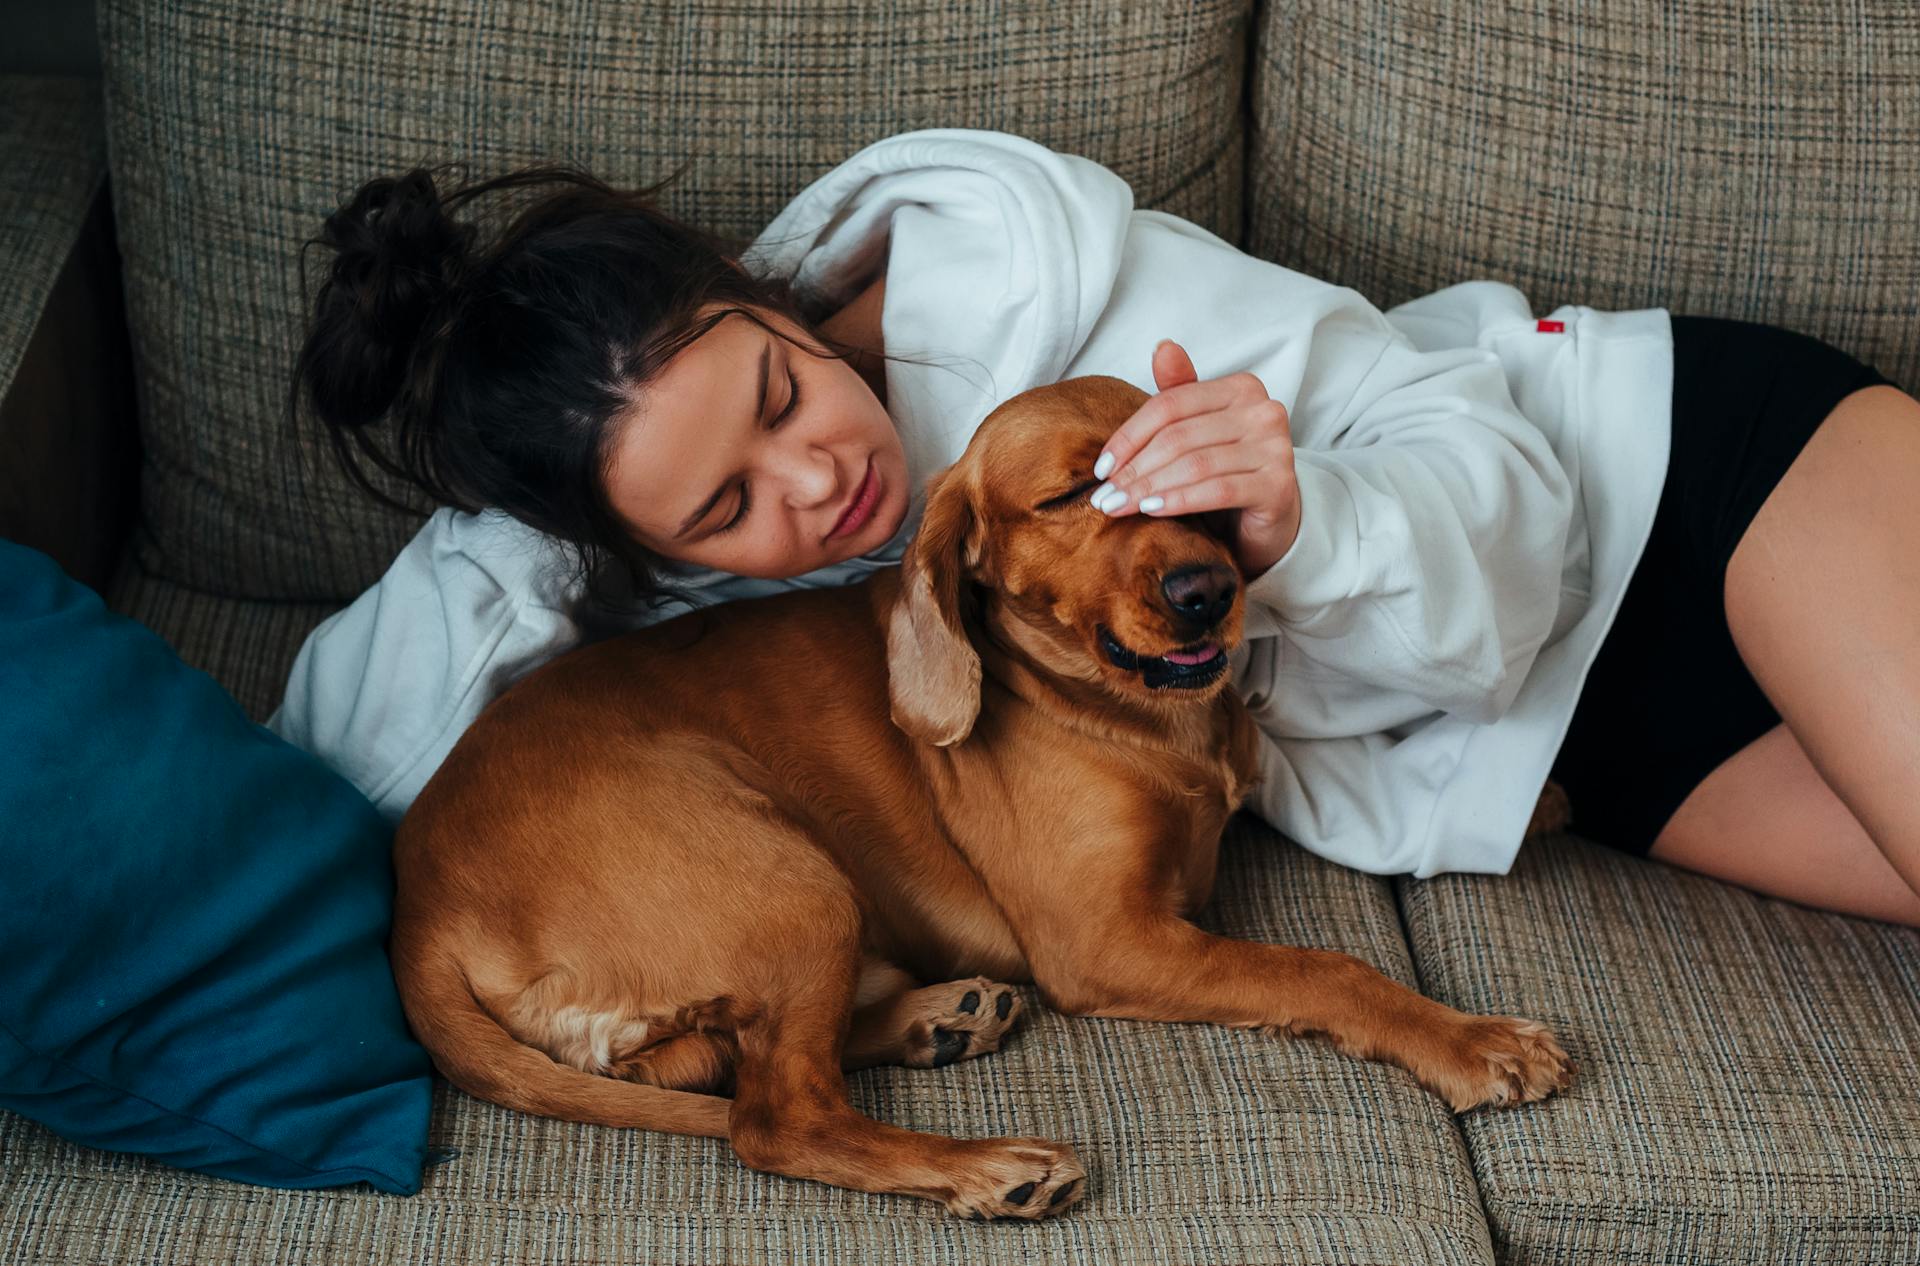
[1662,383,1920,922]
[1651,720,1920,926]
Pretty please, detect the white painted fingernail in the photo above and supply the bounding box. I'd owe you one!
[1093,452,1115,480]
[1099,488,1130,514]
[1138,495,1164,513]
[1092,481,1115,506]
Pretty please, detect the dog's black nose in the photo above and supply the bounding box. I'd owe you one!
[1161,564,1237,629]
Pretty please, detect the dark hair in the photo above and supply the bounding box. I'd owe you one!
[287,159,931,613]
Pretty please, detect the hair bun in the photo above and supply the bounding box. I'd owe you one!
[298,166,479,437]
[324,167,474,346]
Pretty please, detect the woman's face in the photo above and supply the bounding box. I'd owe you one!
[603,303,909,580]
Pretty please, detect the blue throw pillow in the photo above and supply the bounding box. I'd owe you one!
[0,539,432,1194]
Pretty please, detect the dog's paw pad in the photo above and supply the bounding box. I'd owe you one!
[908,978,1024,1068]
[943,1139,1086,1220]
[930,1027,972,1067]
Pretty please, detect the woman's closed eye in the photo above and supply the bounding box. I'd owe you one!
[715,365,803,536]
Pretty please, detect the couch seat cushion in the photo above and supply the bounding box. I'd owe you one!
[4,813,1501,1265]
[1399,833,1920,1265]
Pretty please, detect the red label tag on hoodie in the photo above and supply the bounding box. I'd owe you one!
[1536,319,1566,333]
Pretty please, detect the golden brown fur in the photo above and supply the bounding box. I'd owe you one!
[389,375,1574,1221]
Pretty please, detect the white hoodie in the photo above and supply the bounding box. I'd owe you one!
[268,127,1673,878]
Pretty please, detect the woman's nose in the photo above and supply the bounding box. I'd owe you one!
[778,444,841,508]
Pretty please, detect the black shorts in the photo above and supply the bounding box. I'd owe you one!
[1548,315,1895,857]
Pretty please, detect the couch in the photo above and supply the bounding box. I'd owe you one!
[4,2,1917,1262]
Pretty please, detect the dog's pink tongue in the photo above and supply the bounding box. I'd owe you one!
[1163,642,1220,665]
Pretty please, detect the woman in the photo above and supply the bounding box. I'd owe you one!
[272,127,1920,926]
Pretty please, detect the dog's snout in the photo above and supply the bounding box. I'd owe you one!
[1160,565,1237,629]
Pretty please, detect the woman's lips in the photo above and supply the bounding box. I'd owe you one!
[827,458,879,540]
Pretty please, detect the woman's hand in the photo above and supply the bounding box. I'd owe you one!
[1089,340,1304,581]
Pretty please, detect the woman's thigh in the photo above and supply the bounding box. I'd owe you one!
[1549,316,1896,888]
[1711,381,1920,904]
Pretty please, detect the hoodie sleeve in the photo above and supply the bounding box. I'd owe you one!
[265,505,918,823]
[1237,314,1577,728]
[265,509,590,822]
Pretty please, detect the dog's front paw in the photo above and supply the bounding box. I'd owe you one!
[906,978,1024,1069]
[1429,1015,1575,1112]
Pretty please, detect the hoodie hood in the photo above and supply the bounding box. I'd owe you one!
[700,128,1137,579]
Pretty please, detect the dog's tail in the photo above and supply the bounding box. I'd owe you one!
[391,932,732,1139]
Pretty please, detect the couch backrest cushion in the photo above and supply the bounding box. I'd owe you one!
[1247,1,1920,393]
[98,0,1251,602]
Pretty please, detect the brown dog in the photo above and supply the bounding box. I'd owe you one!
[388,374,1574,1221]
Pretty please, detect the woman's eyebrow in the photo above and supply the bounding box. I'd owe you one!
[674,340,771,540]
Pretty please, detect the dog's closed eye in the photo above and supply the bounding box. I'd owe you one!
[1033,479,1105,512]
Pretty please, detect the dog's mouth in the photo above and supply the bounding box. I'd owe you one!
[1098,625,1230,690]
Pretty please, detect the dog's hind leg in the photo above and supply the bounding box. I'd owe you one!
[730,993,1081,1218]
[842,975,1026,1071]
[725,894,1081,1218]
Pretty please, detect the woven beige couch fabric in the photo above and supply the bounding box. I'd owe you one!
[97,0,1250,604]
[102,559,339,723]
[1399,834,1920,1264]
[1,816,1499,1265]
[1246,0,1920,393]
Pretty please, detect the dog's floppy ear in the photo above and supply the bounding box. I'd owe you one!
[887,466,983,747]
